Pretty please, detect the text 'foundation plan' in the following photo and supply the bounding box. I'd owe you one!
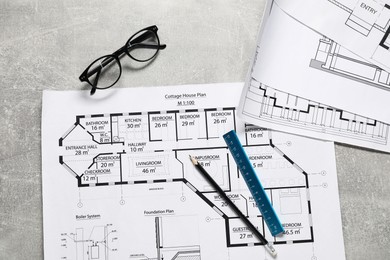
[42,83,345,259]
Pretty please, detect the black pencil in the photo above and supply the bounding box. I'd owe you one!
[189,155,277,257]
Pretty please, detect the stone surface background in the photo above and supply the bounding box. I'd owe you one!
[0,0,389,259]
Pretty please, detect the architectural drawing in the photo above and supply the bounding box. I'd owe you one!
[328,0,390,38]
[240,78,390,151]
[275,0,390,70]
[42,83,345,259]
[60,224,118,260]
[129,217,201,260]
[249,1,390,125]
[311,37,390,91]
[59,108,314,246]
[327,0,390,61]
[244,0,390,149]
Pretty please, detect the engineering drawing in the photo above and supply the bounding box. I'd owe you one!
[42,83,345,259]
[310,37,390,91]
[129,217,201,260]
[322,0,390,50]
[59,108,314,246]
[241,78,390,147]
[329,0,390,40]
[275,0,390,70]
[60,224,118,260]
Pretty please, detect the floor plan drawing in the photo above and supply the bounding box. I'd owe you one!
[59,107,314,246]
[42,83,345,259]
[275,0,390,70]
[311,36,390,91]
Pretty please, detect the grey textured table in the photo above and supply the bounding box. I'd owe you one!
[0,0,389,259]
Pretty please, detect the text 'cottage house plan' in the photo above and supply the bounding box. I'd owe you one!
[58,107,314,247]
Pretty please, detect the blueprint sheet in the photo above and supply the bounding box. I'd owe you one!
[253,2,390,124]
[275,0,390,71]
[42,83,345,260]
[238,1,390,153]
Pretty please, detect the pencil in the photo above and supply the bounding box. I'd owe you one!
[189,155,277,257]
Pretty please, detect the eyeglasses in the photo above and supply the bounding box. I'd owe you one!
[79,25,166,95]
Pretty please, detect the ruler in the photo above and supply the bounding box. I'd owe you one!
[223,130,284,237]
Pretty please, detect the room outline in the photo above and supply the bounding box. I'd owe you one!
[58,107,315,248]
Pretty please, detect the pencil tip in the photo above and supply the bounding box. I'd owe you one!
[189,155,197,165]
[266,243,277,258]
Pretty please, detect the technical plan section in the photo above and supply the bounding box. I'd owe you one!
[311,37,390,91]
[248,1,390,125]
[275,0,390,70]
[240,78,390,152]
[42,83,345,259]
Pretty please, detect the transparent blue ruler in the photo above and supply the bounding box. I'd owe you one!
[223,130,284,237]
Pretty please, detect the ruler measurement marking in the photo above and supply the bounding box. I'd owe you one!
[223,130,284,237]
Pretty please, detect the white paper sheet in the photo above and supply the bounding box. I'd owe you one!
[275,0,390,71]
[42,83,345,259]
[239,78,390,152]
[251,2,390,124]
[238,1,390,152]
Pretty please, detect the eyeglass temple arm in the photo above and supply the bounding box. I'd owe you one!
[130,30,155,45]
[90,67,101,95]
[129,43,167,50]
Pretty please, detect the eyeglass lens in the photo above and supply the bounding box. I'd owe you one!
[83,27,163,92]
[86,55,121,89]
[127,29,160,62]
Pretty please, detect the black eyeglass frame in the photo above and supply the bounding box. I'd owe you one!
[79,25,166,95]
